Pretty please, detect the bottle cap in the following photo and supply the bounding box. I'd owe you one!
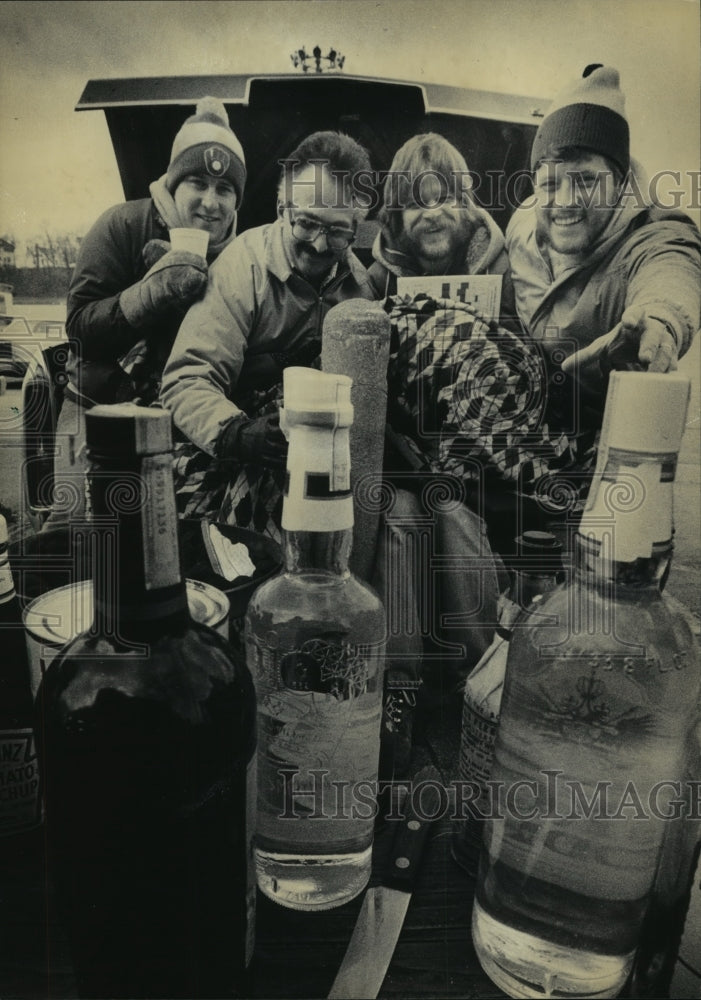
[280,367,354,432]
[85,403,173,458]
[600,372,690,454]
[516,530,563,556]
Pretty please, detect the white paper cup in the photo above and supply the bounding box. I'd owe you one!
[169,227,210,257]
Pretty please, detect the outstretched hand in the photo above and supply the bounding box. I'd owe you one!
[561,306,678,376]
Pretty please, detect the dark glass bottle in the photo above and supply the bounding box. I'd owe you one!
[472,372,700,998]
[35,403,257,1000]
[452,531,563,872]
[244,368,386,911]
[0,512,48,996]
[0,512,41,841]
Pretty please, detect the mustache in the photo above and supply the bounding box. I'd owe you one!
[296,243,336,261]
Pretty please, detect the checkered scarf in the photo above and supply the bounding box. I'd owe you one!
[384,294,575,488]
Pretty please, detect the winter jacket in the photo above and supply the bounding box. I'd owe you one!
[159,220,376,456]
[367,203,516,325]
[65,199,171,404]
[65,180,235,407]
[506,192,701,448]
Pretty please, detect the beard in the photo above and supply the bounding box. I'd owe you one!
[397,211,474,271]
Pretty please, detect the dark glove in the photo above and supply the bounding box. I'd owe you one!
[142,239,172,270]
[272,339,321,370]
[219,413,288,468]
[119,249,208,328]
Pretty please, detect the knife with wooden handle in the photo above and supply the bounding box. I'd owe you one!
[327,765,443,999]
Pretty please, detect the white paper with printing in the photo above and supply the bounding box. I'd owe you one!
[397,274,502,322]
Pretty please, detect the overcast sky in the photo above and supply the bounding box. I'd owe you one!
[1,0,699,258]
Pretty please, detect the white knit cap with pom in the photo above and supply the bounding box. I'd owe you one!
[166,96,246,202]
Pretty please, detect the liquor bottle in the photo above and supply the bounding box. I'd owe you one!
[0,512,42,842]
[244,367,386,911]
[471,372,700,999]
[1,515,47,1000]
[35,403,256,1000]
[624,721,701,997]
[452,531,563,872]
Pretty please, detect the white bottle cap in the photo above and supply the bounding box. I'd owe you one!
[280,367,354,434]
[600,372,690,455]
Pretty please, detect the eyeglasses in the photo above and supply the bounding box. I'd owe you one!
[289,215,356,250]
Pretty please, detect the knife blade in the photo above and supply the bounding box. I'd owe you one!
[328,765,443,999]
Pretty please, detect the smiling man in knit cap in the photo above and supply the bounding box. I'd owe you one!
[506,64,700,471]
[48,97,246,523]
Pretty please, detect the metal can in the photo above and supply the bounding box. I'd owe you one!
[23,578,230,697]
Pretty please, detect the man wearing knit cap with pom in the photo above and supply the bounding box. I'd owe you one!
[49,97,245,523]
[506,64,700,474]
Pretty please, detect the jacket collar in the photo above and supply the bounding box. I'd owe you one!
[371,202,505,277]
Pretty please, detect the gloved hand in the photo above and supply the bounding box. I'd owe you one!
[219,413,288,468]
[119,249,208,328]
[142,239,172,270]
[271,338,321,370]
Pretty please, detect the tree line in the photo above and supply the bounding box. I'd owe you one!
[0,230,83,269]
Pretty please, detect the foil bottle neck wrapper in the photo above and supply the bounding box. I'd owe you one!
[581,371,690,563]
[281,367,355,531]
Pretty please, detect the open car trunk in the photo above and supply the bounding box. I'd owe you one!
[77,72,548,261]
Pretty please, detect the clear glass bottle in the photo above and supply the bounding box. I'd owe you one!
[35,403,257,1000]
[244,367,386,911]
[472,372,700,998]
[452,531,563,872]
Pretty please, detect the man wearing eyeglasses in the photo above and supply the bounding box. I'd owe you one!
[160,130,375,490]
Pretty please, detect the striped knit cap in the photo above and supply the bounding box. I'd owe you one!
[166,96,246,203]
[531,65,630,176]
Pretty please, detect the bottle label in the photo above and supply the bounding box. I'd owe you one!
[581,451,675,561]
[141,454,181,590]
[0,729,42,836]
[0,561,15,603]
[459,698,499,808]
[245,753,257,968]
[282,425,353,532]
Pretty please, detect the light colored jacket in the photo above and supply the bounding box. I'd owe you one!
[160,220,375,455]
[506,185,700,441]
